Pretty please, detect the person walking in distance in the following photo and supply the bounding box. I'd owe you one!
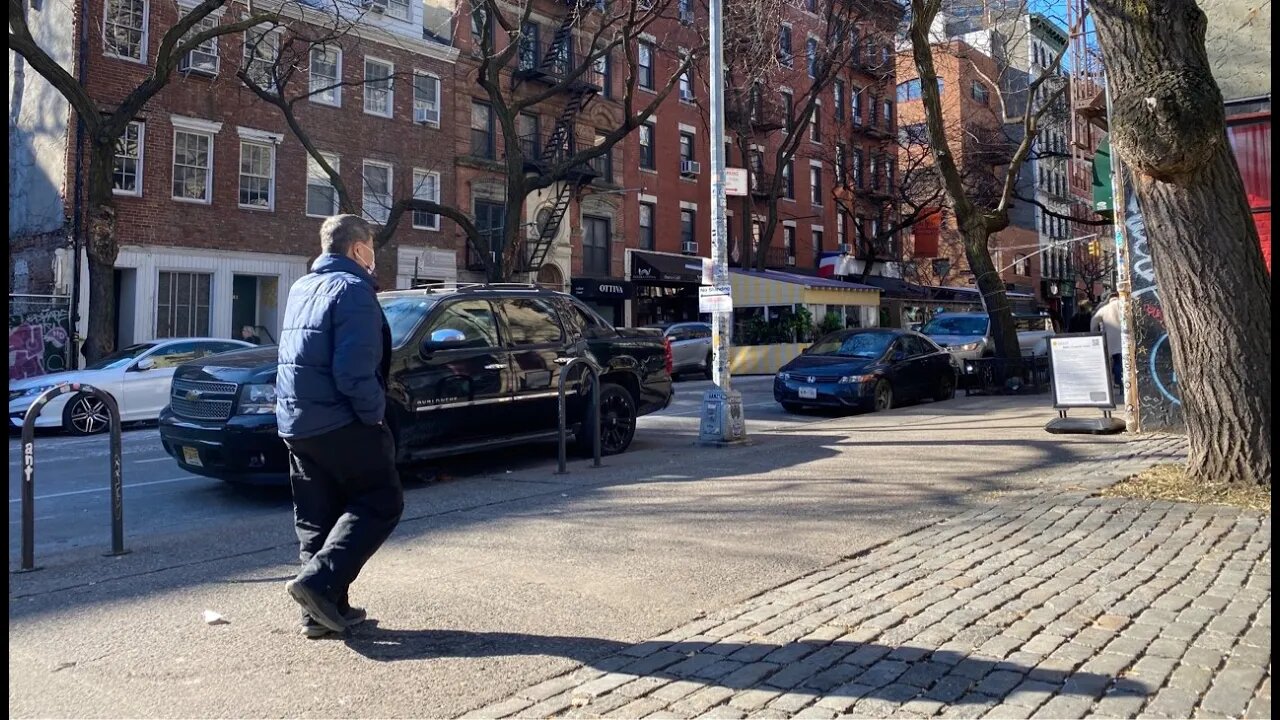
[1091,294,1125,388]
[276,214,402,638]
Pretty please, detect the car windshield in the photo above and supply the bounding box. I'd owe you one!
[921,316,988,336]
[806,331,895,359]
[85,343,157,370]
[380,296,441,347]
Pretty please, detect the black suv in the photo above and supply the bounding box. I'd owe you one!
[158,285,675,483]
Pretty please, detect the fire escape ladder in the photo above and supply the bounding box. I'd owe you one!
[524,181,575,272]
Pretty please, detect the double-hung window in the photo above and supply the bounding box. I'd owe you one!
[364,58,394,117]
[412,169,440,230]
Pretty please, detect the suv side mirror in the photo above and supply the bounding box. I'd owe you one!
[421,328,472,356]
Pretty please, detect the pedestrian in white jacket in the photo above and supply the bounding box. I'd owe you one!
[1091,296,1124,386]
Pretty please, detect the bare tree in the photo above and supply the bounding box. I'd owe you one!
[830,117,947,282]
[8,0,289,360]
[720,0,896,271]
[1090,0,1271,486]
[234,11,486,270]
[469,0,699,280]
[906,0,1078,363]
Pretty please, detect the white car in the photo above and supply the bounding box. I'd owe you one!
[8,338,253,434]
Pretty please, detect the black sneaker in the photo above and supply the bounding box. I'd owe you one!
[301,607,368,639]
[286,579,346,633]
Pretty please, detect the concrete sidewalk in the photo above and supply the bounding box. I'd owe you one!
[7,395,1268,718]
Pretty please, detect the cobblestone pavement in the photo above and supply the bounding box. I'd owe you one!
[465,440,1271,719]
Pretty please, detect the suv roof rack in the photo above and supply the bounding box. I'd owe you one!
[406,281,561,294]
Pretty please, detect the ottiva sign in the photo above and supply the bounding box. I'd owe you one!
[571,278,635,300]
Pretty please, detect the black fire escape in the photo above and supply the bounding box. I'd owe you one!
[510,0,602,274]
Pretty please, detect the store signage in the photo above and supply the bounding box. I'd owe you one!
[1048,334,1117,409]
[570,278,635,300]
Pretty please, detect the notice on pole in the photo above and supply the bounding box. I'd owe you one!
[699,286,733,314]
[1048,334,1117,408]
[725,168,748,197]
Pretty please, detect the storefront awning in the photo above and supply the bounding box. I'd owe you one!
[730,269,880,308]
[629,251,704,284]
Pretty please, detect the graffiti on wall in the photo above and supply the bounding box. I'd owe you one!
[1121,173,1183,431]
[8,295,72,381]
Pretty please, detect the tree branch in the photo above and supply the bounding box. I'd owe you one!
[8,0,102,136]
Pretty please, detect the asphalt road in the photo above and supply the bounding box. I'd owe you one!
[7,375,816,557]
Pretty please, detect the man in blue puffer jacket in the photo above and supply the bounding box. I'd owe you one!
[277,214,403,638]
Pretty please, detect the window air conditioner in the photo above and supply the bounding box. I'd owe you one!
[680,159,701,176]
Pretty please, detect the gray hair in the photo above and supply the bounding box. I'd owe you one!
[320,214,373,255]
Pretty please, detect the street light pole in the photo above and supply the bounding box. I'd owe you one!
[698,0,747,445]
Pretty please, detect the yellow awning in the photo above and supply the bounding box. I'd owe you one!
[730,270,880,308]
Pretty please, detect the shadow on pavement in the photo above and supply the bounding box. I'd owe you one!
[9,397,1127,622]
[341,625,1150,705]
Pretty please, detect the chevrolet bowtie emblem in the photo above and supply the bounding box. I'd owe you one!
[185,389,204,401]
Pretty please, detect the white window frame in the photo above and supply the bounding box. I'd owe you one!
[810,161,824,206]
[309,45,342,107]
[306,153,341,218]
[411,168,441,230]
[236,127,281,211]
[362,159,394,225]
[638,41,655,90]
[178,9,222,76]
[364,56,395,118]
[412,70,441,126]
[385,0,410,21]
[113,121,145,197]
[242,26,281,91]
[170,115,222,205]
[810,99,822,143]
[102,0,148,63]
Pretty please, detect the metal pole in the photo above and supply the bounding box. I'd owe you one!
[107,393,126,556]
[591,373,601,468]
[698,0,747,445]
[20,412,37,572]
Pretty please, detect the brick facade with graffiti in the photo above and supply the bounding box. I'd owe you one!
[1119,172,1182,432]
[8,295,73,381]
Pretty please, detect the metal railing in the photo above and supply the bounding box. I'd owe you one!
[18,383,127,571]
[556,356,602,474]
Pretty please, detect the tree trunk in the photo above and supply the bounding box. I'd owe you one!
[1091,0,1272,487]
[960,220,1020,363]
[83,147,119,362]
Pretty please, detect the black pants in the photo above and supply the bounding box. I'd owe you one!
[284,422,403,610]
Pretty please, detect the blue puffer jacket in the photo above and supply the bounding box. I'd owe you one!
[276,254,386,439]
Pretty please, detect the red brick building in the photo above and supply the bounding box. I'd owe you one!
[891,37,1043,325]
[29,0,462,346]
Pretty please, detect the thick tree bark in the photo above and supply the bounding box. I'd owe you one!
[955,217,1019,362]
[1092,0,1272,487]
[83,146,119,362]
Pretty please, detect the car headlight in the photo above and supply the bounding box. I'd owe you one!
[12,385,56,401]
[777,372,791,381]
[956,341,983,352]
[236,383,277,415]
[838,374,875,384]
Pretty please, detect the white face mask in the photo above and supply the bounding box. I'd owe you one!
[355,243,376,274]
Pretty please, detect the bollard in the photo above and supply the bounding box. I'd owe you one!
[18,383,126,572]
[556,357,602,474]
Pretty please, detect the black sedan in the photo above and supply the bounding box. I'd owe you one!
[774,328,958,413]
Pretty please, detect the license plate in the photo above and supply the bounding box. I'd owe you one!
[182,446,203,467]
[798,386,818,400]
